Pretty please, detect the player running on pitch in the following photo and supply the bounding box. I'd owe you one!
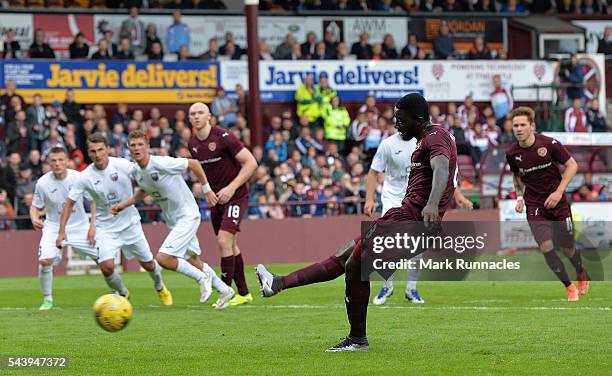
[31,147,100,310]
[188,102,258,307]
[110,131,235,309]
[257,93,458,352]
[57,133,172,304]
[506,107,589,301]
[365,128,473,305]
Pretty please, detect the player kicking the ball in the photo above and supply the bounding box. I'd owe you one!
[506,107,589,301]
[364,130,473,305]
[31,147,100,310]
[188,102,258,307]
[111,131,235,309]
[257,93,457,351]
[57,133,172,305]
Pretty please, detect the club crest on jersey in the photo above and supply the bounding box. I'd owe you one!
[537,147,547,157]
[107,192,117,200]
[151,172,159,181]
[515,154,522,162]
[415,140,423,150]
[208,142,216,151]
[192,146,198,154]
[110,173,118,182]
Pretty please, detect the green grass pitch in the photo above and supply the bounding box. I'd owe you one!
[1,264,611,375]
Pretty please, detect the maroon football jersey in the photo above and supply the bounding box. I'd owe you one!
[402,124,458,212]
[188,126,248,199]
[506,134,571,208]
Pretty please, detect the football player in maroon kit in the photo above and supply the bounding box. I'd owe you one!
[256,93,458,352]
[188,102,258,307]
[506,107,589,302]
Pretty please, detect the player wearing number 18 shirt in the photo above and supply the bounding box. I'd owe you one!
[188,102,258,307]
[506,106,589,302]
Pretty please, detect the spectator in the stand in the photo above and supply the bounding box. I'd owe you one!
[211,86,239,126]
[2,29,21,59]
[265,132,288,162]
[120,6,145,55]
[26,94,46,131]
[167,11,190,54]
[580,0,603,14]
[26,149,42,180]
[565,98,589,132]
[358,94,379,118]
[6,111,33,156]
[274,34,295,60]
[476,0,497,11]
[200,38,219,60]
[467,123,489,165]
[430,104,445,124]
[597,26,612,55]
[500,0,526,11]
[102,30,119,57]
[1,81,25,113]
[312,41,331,60]
[442,0,465,11]
[143,23,162,58]
[115,37,135,60]
[467,36,492,59]
[145,41,163,60]
[29,29,55,59]
[563,54,584,101]
[295,74,320,126]
[321,96,350,154]
[16,192,34,230]
[396,0,419,11]
[0,162,17,205]
[450,116,479,164]
[69,32,90,59]
[490,74,513,126]
[177,45,193,61]
[499,118,516,144]
[457,94,479,126]
[336,42,350,60]
[259,40,274,60]
[301,31,317,59]
[351,32,373,60]
[586,99,607,132]
[351,0,370,10]
[433,22,455,59]
[377,0,394,10]
[371,43,383,60]
[219,32,242,59]
[323,31,338,59]
[288,182,311,217]
[420,0,442,11]
[0,203,16,231]
[91,39,112,60]
[62,89,83,124]
[381,34,398,59]
[314,74,336,109]
[295,126,323,155]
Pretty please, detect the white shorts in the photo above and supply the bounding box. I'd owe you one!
[95,222,153,263]
[39,224,99,265]
[159,216,201,259]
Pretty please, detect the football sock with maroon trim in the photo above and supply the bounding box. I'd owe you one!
[279,256,345,290]
[233,254,249,296]
[220,256,235,287]
[543,251,571,287]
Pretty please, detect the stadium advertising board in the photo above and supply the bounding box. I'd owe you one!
[220,60,557,102]
[0,60,219,103]
[571,202,612,249]
[498,200,537,249]
[408,17,505,55]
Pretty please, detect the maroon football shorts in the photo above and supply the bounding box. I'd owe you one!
[526,202,574,249]
[352,201,424,260]
[210,194,249,235]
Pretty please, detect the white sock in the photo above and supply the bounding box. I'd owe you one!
[147,260,164,291]
[39,265,53,300]
[203,263,230,293]
[406,254,422,291]
[176,258,206,282]
[104,272,129,296]
[383,274,394,289]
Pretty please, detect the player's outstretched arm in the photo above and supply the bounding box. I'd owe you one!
[216,148,257,205]
[88,201,97,246]
[364,169,380,217]
[187,159,218,206]
[29,205,45,230]
[422,155,450,226]
[110,188,147,215]
[56,199,76,248]
[545,157,577,209]
[512,173,525,213]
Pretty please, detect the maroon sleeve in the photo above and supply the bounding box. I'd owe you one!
[427,131,452,160]
[549,138,571,165]
[187,139,195,158]
[224,131,245,156]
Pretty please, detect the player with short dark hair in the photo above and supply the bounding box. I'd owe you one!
[256,93,458,352]
[506,106,589,301]
[187,103,258,307]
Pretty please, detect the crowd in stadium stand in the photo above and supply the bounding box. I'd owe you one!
[0,0,610,13]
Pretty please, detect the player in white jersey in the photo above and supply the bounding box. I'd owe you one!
[364,129,473,305]
[56,133,172,305]
[30,147,99,310]
[110,131,235,309]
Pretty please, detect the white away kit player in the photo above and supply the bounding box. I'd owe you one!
[57,133,172,305]
[111,131,235,309]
